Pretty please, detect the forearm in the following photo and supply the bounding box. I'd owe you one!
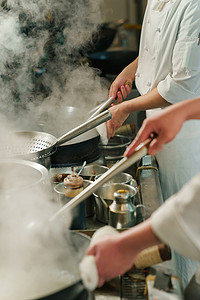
[120,87,171,114]
[178,97,200,121]
[122,57,139,81]
[118,219,161,262]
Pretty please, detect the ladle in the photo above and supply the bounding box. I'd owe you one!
[49,138,152,222]
[77,161,87,176]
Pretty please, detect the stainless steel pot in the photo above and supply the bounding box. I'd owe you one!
[93,183,137,224]
[54,180,94,229]
[95,172,137,188]
[99,135,131,157]
[76,164,109,181]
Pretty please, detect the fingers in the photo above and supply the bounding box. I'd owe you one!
[109,81,132,103]
[124,127,150,157]
[86,246,96,256]
[98,278,105,288]
[106,120,116,140]
[147,138,163,155]
[124,136,141,157]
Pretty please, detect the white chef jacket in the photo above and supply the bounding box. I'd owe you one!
[151,173,200,262]
[135,0,200,199]
[151,173,200,285]
[135,0,200,286]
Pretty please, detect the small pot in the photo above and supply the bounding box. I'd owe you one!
[54,180,95,229]
[98,135,131,158]
[95,172,137,189]
[93,183,137,224]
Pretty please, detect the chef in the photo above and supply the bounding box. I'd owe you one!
[85,97,200,291]
[106,0,200,286]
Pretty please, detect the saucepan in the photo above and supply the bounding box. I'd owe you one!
[0,110,111,169]
[94,172,137,188]
[54,180,95,230]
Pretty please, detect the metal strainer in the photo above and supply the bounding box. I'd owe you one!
[1,110,111,160]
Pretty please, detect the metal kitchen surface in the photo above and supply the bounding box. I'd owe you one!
[94,273,147,300]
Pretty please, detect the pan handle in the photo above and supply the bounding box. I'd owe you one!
[55,110,112,147]
[50,138,152,222]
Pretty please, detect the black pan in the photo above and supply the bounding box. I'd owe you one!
[88,50,138,75]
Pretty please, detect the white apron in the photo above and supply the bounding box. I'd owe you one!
[135,0,200,287]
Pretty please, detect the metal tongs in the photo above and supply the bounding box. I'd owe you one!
[89,97,114,119]
[50,138,152,222]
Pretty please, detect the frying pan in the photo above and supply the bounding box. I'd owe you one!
[1,110,111,162]
[88,50,138,75]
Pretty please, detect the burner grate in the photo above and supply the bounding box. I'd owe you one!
[121,273,147,300]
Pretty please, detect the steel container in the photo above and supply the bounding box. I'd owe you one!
[93,183,137,224]
[95,172,137,189]
[54,180,94,229]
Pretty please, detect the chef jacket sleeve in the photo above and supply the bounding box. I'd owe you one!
[157,1,200,103]
[151,173,200,262]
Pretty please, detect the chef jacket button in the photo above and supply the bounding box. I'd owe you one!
[144,47,148,51]
[136,73,140,78]
[147,82,151,87]
[185,69,190,76]
[152,56,156,60]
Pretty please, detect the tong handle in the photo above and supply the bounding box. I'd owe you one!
[56,110,112,147]
[89,97,114,119]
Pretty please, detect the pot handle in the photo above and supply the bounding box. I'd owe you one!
[99,195,109,209]
[135,204,146,223]
[130,178,138,190]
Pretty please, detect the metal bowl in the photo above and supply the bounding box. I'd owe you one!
[0,159,49,194]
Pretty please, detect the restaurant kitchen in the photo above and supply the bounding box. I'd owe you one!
[0,1,184,299]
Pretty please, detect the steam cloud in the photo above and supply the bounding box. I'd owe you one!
[0,1,108,298]
[0,0,109,128]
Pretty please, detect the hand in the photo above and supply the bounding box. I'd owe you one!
[124,106,184,156]
[86,235,139,287]
[86,220,160,288]
[106,103,130,139]
[109,60,138,103]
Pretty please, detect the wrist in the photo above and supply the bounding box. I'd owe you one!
[118,220,161,256]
